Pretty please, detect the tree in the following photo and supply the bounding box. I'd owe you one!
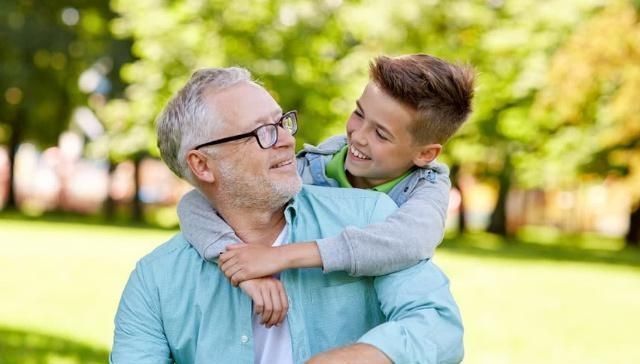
[535,0,640,246]
[104,0,608,236]
[0,0,131,210]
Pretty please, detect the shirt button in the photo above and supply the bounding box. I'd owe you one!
[240,335,249,343]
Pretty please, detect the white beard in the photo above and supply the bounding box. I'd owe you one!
[216,161,302,210]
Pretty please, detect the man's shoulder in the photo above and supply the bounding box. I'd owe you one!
[299,184,391,203]
[297,185,398,223]
[136,233,198,268]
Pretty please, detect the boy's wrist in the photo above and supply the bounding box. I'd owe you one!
[277,242,322,270]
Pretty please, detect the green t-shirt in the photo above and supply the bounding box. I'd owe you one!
[325,146,413,193]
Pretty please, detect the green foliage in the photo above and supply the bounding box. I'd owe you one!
[536,0,640,189]
[99,0,373,159]
[0,0,130,148]
[102,0,603,181]
[445,0,605,187]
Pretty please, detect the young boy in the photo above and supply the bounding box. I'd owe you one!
[179,54,474,325]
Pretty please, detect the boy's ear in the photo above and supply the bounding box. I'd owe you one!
[412,144,442,168]
[186,150,216,184]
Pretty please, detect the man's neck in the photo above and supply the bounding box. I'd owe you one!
[198,185,289,246]
[218,205,287,246]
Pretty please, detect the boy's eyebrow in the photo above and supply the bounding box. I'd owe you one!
[355,100,365,115]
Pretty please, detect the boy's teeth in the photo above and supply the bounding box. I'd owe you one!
[350,145,370,160]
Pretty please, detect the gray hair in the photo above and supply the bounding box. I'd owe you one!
[156,67,252,184]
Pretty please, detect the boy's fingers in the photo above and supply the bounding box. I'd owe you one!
[219,257,236,274]
[226,243,248,251]
[223,265,243,282]
[218,251,236,264]
[230,270,248,286]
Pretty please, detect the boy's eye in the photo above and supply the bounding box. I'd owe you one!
[353,109,364,118]
[376,129,389,141]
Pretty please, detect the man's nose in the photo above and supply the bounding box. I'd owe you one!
[273,125,295,148]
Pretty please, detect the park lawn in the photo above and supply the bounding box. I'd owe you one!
[1,218,639,363]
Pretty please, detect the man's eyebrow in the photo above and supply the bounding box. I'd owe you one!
[253,109,283,125]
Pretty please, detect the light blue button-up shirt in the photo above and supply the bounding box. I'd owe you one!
[111,185,464,364]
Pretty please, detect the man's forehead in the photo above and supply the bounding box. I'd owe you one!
[205,82,281,127]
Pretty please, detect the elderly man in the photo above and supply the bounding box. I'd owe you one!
[111,67,463,364]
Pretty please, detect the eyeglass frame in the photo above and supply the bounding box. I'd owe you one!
[193,110,298,150]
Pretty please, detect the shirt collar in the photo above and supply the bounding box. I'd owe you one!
[325,146,413,193]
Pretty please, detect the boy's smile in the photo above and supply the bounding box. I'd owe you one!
[345,82,425,189]
[348,144,371,160]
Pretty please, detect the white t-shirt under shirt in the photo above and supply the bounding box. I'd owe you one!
[252,226,294,364]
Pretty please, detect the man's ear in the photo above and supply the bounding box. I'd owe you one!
[186,150,216,183]
[412,144,442,168]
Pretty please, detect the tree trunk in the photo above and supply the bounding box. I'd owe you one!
[103,159,117,221]
[487,156,513,237]
[450,164,466,234]
[625,204,640,247]
[131,155,144,223]
[5,109,24,210]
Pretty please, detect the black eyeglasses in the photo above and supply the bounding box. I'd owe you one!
[194,110,298,150]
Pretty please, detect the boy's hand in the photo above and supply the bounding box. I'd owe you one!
[238,278,289,327]
[219,243,285,285]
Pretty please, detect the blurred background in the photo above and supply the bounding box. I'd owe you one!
[1,0,639,363]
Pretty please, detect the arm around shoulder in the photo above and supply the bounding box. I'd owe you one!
[316,166,451,276]
[177,189,241,262]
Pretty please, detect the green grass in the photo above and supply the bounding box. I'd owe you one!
[0,217,173,363]
[1,217,639,363]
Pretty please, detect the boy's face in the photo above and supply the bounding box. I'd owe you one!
[345,82,429,188]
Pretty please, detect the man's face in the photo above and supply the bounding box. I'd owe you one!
[345,82,420,188]
[204,81,301,209]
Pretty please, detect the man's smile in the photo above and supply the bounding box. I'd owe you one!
[270,157,295,169]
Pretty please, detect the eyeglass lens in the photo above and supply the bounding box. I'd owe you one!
[256,112,297,148]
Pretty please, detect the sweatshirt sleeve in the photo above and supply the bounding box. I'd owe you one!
[315,164,451,276]
[176,189,241,262]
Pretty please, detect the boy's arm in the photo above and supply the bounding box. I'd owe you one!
[178,189,291,326]
[177,189,241,261]
[218,164,450,281]
[307,190,461,364]
[317,163,451,276]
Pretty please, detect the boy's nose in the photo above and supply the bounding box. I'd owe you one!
[350,126,367,146]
